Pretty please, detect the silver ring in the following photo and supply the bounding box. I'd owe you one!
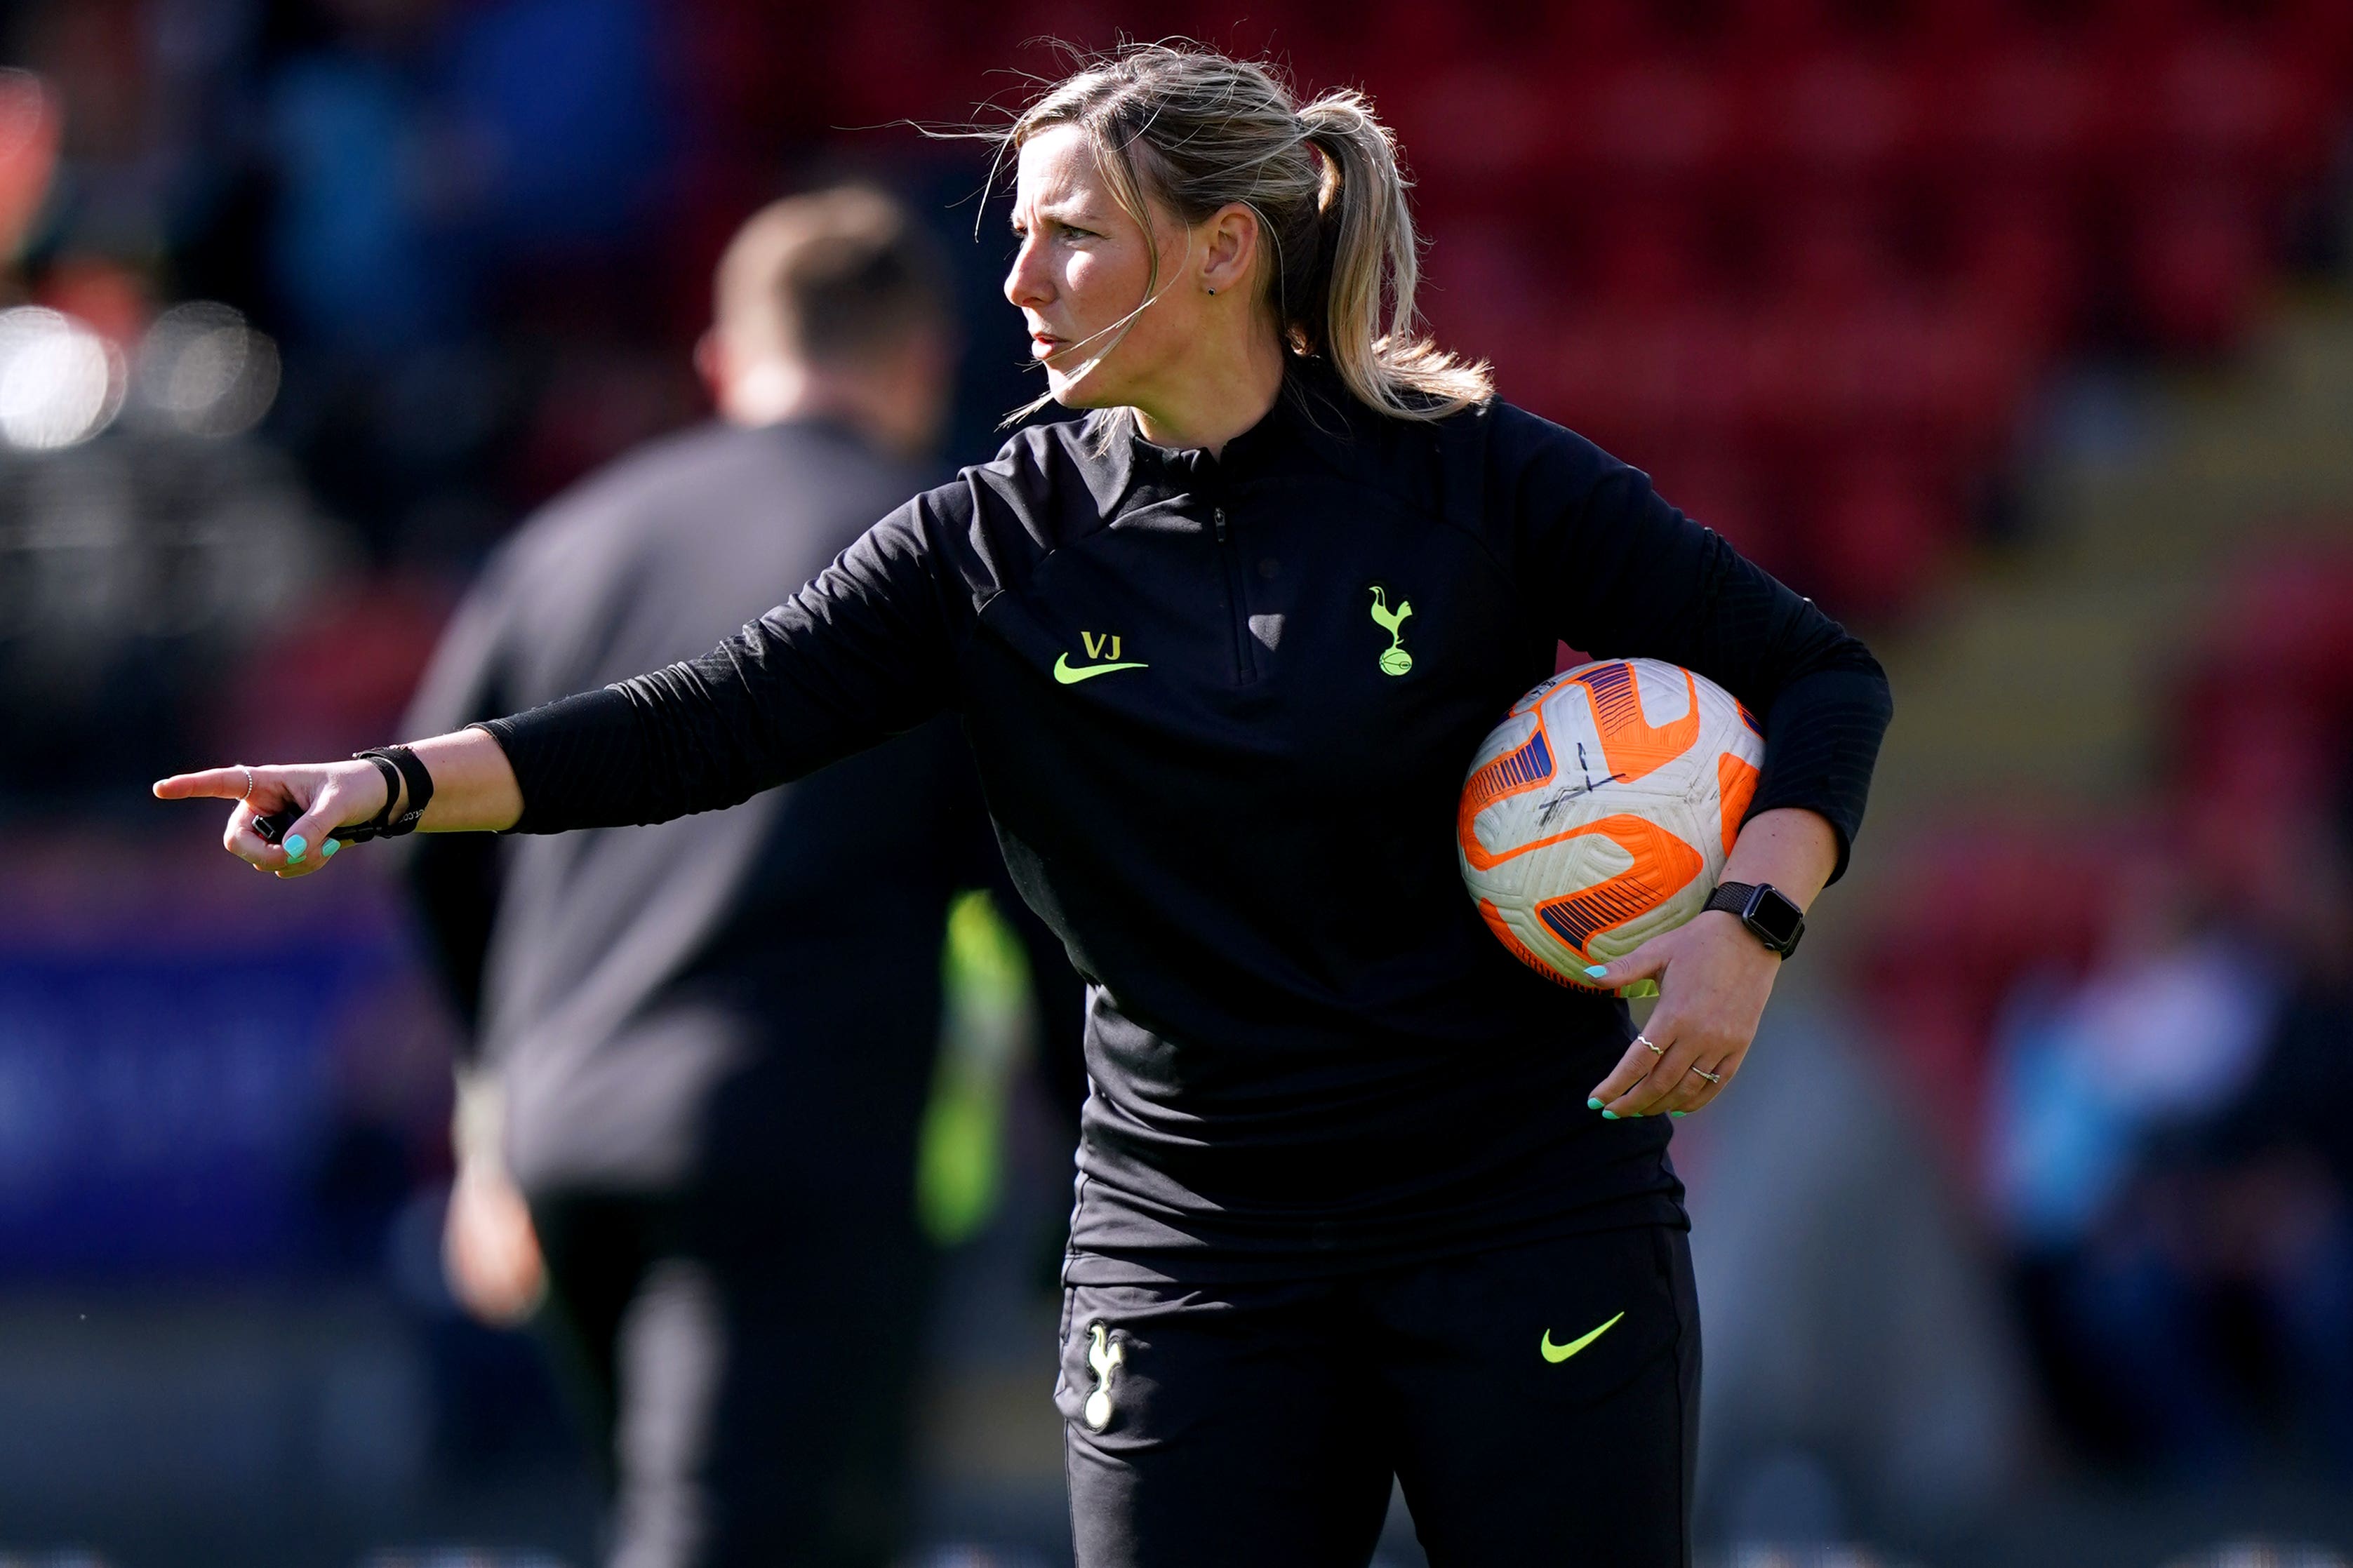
[1637,1034,1663,1057]
[239,765,255,802]
[1689,1066,1723,1085]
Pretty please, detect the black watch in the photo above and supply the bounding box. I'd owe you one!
[1703,880,1805,958]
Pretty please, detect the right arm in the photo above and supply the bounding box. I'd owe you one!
[156,490,971,876]
[152,727,526,876]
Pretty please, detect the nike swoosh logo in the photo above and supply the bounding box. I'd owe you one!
[1053,653,1149,685]
[1540,1311,1624,1364]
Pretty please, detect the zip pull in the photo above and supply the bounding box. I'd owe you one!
[1213,506,1227,542]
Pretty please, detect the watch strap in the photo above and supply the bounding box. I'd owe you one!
[1704,881,1756,918]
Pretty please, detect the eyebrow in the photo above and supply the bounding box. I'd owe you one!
[1012,199,1100,233]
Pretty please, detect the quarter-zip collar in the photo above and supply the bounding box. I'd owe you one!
[1092,356,1366,514]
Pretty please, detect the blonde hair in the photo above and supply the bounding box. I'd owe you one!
[998,43,1491,424]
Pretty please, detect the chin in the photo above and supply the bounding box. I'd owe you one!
[1045,366,1117,410]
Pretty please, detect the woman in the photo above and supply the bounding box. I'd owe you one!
[159,45,1890,1568]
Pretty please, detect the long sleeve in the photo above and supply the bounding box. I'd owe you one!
[481,492,968,833]
[1509,424,1893,881]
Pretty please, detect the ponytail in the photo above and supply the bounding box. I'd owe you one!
[1003,44,1492,424]
[1293,90,1488,419]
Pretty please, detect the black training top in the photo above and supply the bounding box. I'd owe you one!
[484,364,1893,1282]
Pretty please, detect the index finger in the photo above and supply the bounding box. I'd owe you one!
[152,768,252,801]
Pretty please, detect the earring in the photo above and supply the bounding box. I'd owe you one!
[1207,288,1217,297]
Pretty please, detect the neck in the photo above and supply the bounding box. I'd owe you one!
[1128,319,1289,457]
[720,358,930,461]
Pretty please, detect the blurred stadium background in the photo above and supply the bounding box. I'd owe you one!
[1,0,2351,1564]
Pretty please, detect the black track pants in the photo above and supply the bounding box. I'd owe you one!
[532,1191,930,1568]
[1058,1225,1700,1568]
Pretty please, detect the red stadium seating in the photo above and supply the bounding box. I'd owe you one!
[1939,34,2118,194]
[2128,182,2268,354]
[1737,46,1928,199]
[1949,191,2087,351]
[733,0,2353,623]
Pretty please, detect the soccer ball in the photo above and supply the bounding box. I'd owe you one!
[1458,658,1764,989]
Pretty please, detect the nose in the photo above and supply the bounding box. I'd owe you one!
[1004,233,1049,312]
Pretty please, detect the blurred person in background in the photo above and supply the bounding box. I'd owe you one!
[251,0,689,569]
[1987,803,2353,1478]
[2235,758,2353,1466]
[399,186,999,1568]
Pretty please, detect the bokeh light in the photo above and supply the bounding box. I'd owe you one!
[132,303,280,439]
[0,307,120,452]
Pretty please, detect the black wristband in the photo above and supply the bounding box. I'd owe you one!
[356,745,434,838]
[335,746,433,844]
[333,753,405,844]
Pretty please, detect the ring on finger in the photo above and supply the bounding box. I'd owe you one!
[1637,1033,1663,1057]
[1688,1065,1723,1085]
[239,765,255,802]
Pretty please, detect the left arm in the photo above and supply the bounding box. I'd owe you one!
[1548,464,1890,885]
[1508,422,1894,1115]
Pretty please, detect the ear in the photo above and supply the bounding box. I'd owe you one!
[693,330,726,406]
[1198,201,1262,297]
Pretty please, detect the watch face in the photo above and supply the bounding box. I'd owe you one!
[1744,887,1805,949]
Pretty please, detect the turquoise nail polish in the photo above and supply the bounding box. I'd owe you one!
[1587,1097,1604,1111]
[283,834,306,863]
[1584,965,1610,979]
[1670,1111,1687,1118]
[1601,1109,1619,1120]
[322,839,340,857]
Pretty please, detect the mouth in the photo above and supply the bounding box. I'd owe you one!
[1029,331,1064,361]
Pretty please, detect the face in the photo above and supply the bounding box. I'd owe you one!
[1004,122,1208,410]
